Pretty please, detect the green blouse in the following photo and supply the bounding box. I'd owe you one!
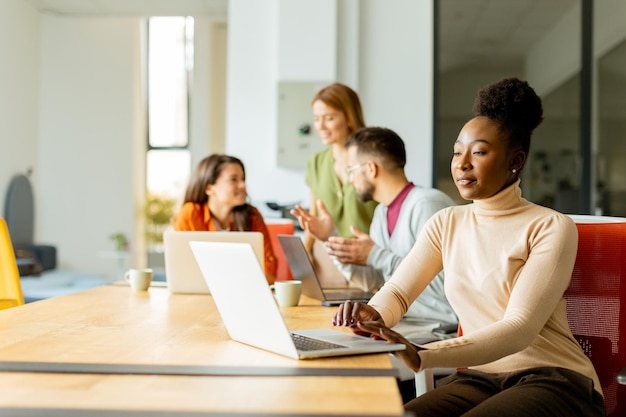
[306,148,378,237]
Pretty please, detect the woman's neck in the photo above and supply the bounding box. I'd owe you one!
[331,141,349,185]
[207,201,232,230]
[331,141,350,171]
[331,140,348,161]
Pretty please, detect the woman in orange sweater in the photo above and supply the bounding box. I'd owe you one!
[172,154,277,284]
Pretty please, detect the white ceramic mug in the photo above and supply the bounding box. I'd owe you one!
[124,268,154,291]
[274,280,302,307]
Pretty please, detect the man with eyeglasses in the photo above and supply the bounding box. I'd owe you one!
[292,126,458,400]
[291,126,457,327]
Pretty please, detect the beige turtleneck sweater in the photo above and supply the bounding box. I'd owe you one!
[368,180,602,395]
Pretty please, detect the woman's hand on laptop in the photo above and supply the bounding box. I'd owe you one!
[332,301,423,370]
[332,301,383,337]
[353,320,423,371]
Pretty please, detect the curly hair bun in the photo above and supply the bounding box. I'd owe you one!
[472,77,544,135]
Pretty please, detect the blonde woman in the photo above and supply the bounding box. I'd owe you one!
[300,83,378,254]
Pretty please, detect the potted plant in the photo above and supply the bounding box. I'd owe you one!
[144,193,177,252]
[109,232,129,252]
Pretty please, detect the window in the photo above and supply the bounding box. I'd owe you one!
[146,17,194,253]
[434,0,581,210]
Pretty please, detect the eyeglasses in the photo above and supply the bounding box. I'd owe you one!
[345,162,368,180]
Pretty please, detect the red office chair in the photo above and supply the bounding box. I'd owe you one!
[266,221,295,281]
[565,215,626,417]
[417,215,626,412]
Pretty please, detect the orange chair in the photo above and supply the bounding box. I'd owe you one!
[266,221,295,281]
[565,215,626,417]
[0,217,25,309]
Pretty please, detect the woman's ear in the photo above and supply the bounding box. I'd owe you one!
[511,151,527,173]
[205,184,213,196]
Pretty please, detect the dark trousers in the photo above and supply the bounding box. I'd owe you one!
[405,367,605,417]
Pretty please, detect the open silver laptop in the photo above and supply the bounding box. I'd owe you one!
[189,241,405,360]
[278,234,375,305]
[164,231,264,294]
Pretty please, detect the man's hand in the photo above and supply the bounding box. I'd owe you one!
[325,226,374,265]
[290,200,335,242]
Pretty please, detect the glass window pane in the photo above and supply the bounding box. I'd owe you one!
[145,150,190,253]
[146,149,191,199]
[148,17,191,148]
[525,75,580,212]
[435,0,580,210]
[597,40,626,216]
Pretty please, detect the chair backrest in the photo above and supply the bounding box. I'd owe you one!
[565,215,626,417]
[0,217,25,309]
[266,221,295,281]
[4,174,35,246]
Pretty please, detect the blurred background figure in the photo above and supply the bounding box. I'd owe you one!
[172,154,277,284]
[302,83,378,255]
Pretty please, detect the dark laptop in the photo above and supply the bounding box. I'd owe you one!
[278,235,376,305]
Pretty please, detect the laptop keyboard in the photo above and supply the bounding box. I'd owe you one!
[291,333,348,351]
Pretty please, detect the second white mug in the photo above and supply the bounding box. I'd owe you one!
[124,268,154,291]
[274,280,302,307]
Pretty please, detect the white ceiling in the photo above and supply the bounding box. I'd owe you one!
[439,0,576,71]
[20,0,582,73]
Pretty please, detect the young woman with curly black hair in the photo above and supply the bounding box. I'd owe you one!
[332,78,605,416]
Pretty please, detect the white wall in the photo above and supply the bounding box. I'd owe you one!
[1,0,435,277]
[3,0,624,278]
[278,0,336,81]
[189,17,214,168]
[226,0,299,210]
[0,0,40,211]
[206,22,228,156]
[35,14,215,276]
[358,0,434,187]
[0,4,232,277]
[37,15,140,275]
[226,0,436,214]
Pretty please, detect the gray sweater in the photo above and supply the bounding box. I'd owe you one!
[337,185,458,324]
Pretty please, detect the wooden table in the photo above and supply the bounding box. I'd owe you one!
[0,284,404,416]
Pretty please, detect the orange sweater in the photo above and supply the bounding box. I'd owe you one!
[172,202,277,284]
